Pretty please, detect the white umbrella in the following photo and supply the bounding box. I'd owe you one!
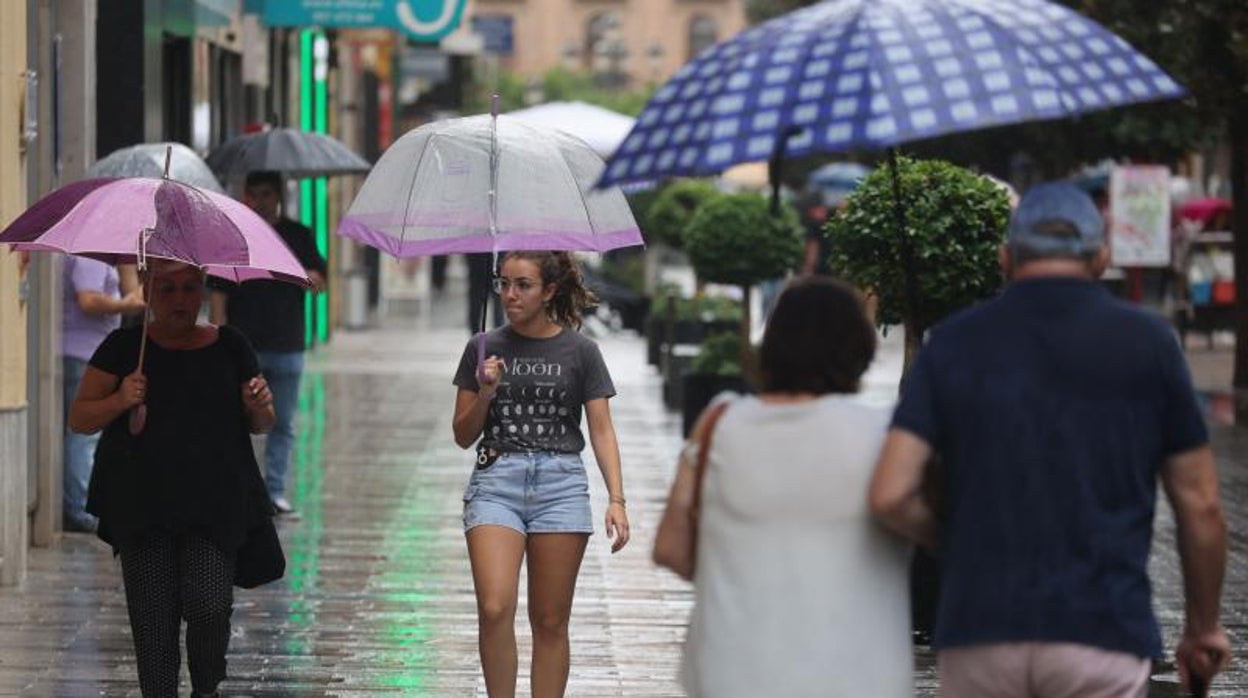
[508,101,636,158]
[88,142,224,193]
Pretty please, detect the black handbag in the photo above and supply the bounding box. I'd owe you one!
[234,515,285,589]
[233,433,286,589]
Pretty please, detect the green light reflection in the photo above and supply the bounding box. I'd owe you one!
[284,371,325,657]
[370,447,444,691]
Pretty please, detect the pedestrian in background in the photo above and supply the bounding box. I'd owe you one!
[61,256,144,532]
[466,252,504,334]
[211,170,326,515]
[70,260,276,697]
[658,277,912,698]
[452,250,629,698]
[870,182,1230,697]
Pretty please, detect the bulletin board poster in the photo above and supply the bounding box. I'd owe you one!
[1109,165,1171,267]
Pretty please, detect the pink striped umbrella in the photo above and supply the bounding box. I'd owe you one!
[0,175,310,433]
[0,177,309,285]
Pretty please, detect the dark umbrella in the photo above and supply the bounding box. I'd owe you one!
[206,127,371,181]
[599,0,1186,322]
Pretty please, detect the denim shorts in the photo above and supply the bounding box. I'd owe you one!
[462,451,594,536]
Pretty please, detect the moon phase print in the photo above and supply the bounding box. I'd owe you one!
[487,353,578,451]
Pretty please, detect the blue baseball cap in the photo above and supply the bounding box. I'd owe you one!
[1008,182,1105,256]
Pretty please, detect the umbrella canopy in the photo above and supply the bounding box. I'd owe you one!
[338,114,643,258]
[808,161,871,205]
[206,127,371,181]
[508,101,637,158]
[1177,198,1232,227]
[88,142,224,193]
[599,0,1185,187]
[0,177,309,285]
[808,162,871,190]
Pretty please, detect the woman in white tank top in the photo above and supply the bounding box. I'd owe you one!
[663,277,913,697]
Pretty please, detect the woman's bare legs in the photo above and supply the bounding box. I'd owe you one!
[467,525,527,698]
[526,533,589,698]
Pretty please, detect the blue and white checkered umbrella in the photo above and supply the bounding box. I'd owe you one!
[599,0,1184,187]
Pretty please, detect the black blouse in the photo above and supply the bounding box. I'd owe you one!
[86,324,272,553]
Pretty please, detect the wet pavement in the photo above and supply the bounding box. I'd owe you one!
[0,294,1245,696]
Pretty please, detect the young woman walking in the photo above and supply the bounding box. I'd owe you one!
[452,250,629,698]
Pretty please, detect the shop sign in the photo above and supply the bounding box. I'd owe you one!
[257,0,468,42]
[1109,165,1171,267]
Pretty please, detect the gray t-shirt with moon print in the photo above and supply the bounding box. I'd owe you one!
[454,326,616,453]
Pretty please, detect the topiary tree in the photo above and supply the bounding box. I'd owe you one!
[825,156,1010,369]
[645,180,724,250]
[691,332,744,376]
[685,192,804,357]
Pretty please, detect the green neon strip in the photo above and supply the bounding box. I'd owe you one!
[300,29,315,347]
[316,178,328,344]
[285,372,324,651]
[313,30,329,344]
[300,30,313,130]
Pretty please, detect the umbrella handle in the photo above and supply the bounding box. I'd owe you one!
[129,264,154,436]
[476,332,487,384]
[128,404,147,436]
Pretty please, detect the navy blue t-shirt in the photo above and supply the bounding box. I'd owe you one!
[892,277,1208,659]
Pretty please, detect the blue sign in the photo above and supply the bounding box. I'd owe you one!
[471,15,513,55]
[257,0,468,42]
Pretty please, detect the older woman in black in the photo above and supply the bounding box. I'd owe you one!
[70,260,275,697]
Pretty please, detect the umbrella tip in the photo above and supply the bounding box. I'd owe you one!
[491,94,499,118]
[162,145,172,179]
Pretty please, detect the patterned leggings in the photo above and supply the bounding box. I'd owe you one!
[119,533,235,697]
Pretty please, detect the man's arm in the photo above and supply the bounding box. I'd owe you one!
[869,428,938,550]
[76,290,144,317]
[1161,446,1231,685]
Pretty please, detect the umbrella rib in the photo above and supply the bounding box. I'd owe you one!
[397,134,436,255]
[551,137,601,251]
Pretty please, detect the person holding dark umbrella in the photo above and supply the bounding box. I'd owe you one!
[210,171,326,515]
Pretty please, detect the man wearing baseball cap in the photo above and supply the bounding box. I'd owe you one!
[868,182,1229,696]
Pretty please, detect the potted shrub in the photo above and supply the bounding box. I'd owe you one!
[646,180,723,250]
[684,192,804,356]
[647,288,741,367]
[681,332,749,436]
[641,180,725,329]
[825,156,1010,371]
[824,156,1008,644]
[657,294,743,407]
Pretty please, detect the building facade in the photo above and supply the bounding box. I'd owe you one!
[465,0,747,88]
[1,1,30,587]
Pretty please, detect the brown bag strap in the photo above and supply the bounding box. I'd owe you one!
[690,400,731,521]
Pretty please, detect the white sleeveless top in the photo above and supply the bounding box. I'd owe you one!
[680,394,913,697]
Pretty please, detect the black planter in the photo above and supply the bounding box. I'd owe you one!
[647,317,742,368]
[618,296,650,333]
[662,352,697,409]
[646,315,663,366]
[681,373,749,437]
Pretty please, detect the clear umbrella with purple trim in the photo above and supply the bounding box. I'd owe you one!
[337,100,644,370]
